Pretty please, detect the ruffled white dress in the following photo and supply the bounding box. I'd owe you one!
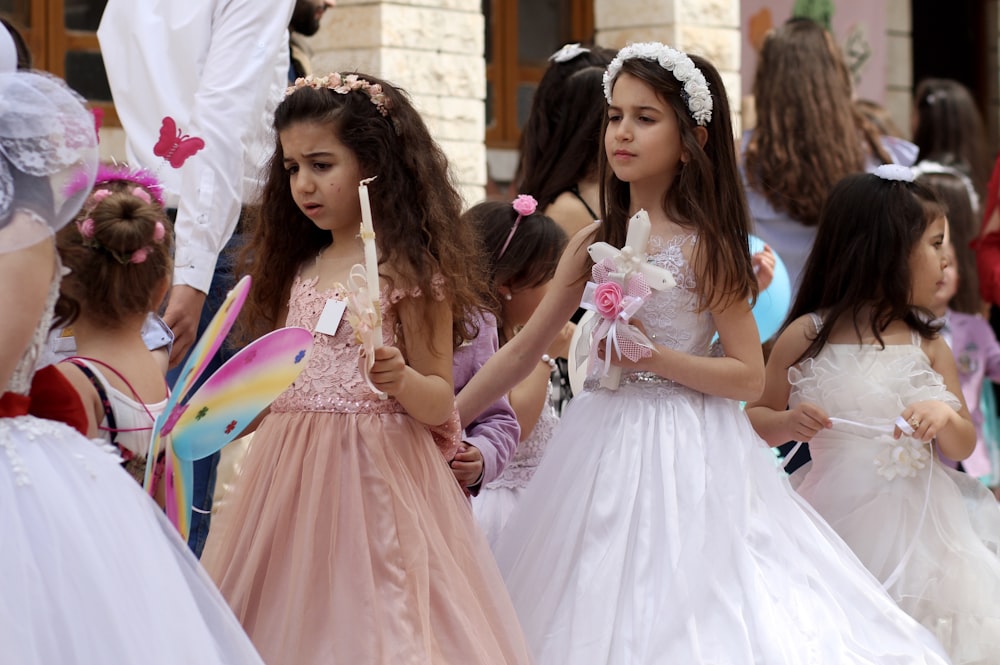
[0,69,265,665]
[492,234,952,664]
[474,398,559,546]
[789,315,1000,664]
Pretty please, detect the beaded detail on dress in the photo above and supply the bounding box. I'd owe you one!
[270,274,407,415]
[486,401,559,491]
[584,233,711,398]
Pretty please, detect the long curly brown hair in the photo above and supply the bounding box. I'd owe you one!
[744,18,890,227]
[596,53,758,312]
[235,73,486,350]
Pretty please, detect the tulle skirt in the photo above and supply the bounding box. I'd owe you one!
[492,383,952,664]
[0,415,264,665]
[201,410,532,665]
[795,434,1000,664]
[474,484,523,547]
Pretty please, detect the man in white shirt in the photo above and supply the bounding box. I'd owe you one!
[98,0,294,555]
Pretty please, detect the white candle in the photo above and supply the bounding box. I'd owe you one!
[358,176,382,349]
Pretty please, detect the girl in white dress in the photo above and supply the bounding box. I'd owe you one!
[0,47,265,665]
[749,166,1000,664]
[457,43,953,664]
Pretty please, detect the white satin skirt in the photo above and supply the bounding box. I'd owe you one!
[492,382,952,664]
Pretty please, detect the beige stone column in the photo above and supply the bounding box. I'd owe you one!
[310,0,486,203]
[885,0,913,139]
[593,0,743,131]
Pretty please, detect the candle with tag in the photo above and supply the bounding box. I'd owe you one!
[358,175,383,348]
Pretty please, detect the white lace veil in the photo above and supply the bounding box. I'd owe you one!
[0,27,98,253]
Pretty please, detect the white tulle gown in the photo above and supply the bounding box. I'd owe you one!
[789,314,1000,664]
[491,233,952,664]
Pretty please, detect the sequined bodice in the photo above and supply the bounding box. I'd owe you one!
[270,275,407,414]
[584,234,715,394]
[5,265,60,396]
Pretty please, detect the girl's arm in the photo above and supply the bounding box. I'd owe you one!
[457,230,592,424]
[614,295,765,402]
[371,294,456,427]
[745,316,832,446]
[508,361,552,442]
[905,336,976,460]
[0,234,55,390]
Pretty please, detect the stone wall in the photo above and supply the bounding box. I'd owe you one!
[309,0,486,204]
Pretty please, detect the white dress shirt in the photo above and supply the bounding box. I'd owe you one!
[98,0,294,292]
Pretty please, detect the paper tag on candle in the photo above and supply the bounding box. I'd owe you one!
[315,299,347,336]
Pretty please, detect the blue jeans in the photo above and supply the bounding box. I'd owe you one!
[166,231,241,557]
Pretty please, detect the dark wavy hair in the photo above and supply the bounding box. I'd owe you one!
[596,52,758,311]
[744,18,890,227]
[916,170,981,314]
[514,44,615,196]
[55,180,173,327]
[517,65,607,209]
[235,73,486,350]
[463,199,568,343]
[912,78,990,200]
[788,173,946,362]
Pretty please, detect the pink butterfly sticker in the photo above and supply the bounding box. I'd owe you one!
[153,116,206,168]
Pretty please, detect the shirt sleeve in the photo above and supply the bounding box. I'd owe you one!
[172,0,292,292]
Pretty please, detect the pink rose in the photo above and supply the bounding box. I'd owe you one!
[512,194,537,217]
[130,248,149,264]
[594,281,624,319]
[77,218,96,238]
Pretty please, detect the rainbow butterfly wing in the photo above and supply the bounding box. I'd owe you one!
[163,439,193,541]
[171,327,314,461]
[144,275,251,494]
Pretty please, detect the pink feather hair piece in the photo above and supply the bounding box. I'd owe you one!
[65,163,166,208]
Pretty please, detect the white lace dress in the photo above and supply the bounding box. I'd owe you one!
[491,234,953,664]
[474,397,559,546]
[789,316,1000,664]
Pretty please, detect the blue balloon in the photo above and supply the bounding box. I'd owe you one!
[748,235,791,342]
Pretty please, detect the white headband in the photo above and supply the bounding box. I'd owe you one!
[603,42,712,126]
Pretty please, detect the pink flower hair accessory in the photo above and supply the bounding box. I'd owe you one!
[286,73,392,117]
[498,194,539,259]
[76,218,96,239]
[65,163,166,208]
[130,248,150,264]
[153,221,166,243]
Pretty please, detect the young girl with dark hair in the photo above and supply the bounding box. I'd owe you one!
[749,167,1000,663]
[200,72,531,664]
[464,195,568,545]
[458,43,951,664]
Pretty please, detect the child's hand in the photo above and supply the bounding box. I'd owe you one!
[752,245,776,292]
[895,400,954,441]
[594,319,661,372]
[785,402,832,441]
[450,443,484,488]
[368,346,408,395]
[548,321,576,360]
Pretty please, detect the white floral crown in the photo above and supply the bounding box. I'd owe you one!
[285,73,391,117]
[603,42,713,126]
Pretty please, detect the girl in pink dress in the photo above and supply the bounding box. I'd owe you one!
[200,72,532,665]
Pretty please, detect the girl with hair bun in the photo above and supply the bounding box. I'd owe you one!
[53,165,174,491]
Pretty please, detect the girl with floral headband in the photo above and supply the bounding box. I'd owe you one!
[457,43,953,663]
[748,166,1000,662]
[462,194,569,546]
[51,165,174,495]
[200,71,532,664]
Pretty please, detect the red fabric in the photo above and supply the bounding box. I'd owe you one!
[0,392,30,418]
[975,153,1000,305]
[27,364,89,436]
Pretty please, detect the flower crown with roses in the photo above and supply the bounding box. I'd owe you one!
[286,73,392,117]
[603,42,713,126]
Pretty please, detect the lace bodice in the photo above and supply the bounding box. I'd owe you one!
[584,233,715,394]
[5,263,60,396]
[270,274,410,415]
[486,400,559,491]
